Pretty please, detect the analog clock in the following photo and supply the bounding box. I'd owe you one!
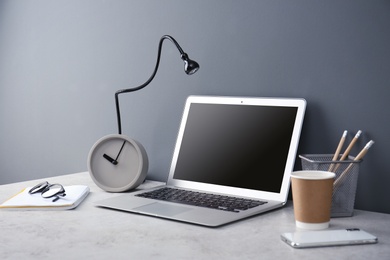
[87,134,148,192]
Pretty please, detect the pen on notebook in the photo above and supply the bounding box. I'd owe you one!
[334,140,375,188]
[333,130,362,172]
[328,130,348,172]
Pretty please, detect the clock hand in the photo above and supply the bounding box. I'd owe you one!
[114,141,126,162]
[103,154,117,165]
[103,140,126,165]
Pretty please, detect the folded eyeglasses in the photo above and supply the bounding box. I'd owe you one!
[28,181,66,202]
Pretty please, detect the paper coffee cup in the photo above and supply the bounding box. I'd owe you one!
[291,171,335,230]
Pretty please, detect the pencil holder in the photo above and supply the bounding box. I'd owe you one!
[299,154,361,217]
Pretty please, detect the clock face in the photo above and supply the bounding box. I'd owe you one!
[88,134,148,192]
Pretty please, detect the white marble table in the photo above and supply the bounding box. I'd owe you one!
[1,172,389,259]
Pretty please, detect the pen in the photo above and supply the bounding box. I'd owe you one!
[334,140,375,189]
[333,130,362,172]
[328,130,348,172]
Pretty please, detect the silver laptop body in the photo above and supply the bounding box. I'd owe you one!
[95,95,306,227]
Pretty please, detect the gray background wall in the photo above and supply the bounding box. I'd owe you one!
[1,1,389,214]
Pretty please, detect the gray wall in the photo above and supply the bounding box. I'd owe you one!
[1,1,389,214]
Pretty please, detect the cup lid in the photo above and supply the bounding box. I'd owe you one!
[291,170,335,180]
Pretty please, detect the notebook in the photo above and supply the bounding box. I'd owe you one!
[0,185,90,210]
[95,95,306,227]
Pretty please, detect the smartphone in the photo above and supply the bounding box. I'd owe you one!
[281,228,378,248]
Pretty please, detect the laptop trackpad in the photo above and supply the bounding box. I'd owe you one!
[133,202,192,217]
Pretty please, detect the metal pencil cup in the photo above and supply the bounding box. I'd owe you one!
[299,154,361,217]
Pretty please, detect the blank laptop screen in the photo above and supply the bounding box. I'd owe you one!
[172,103,298,193]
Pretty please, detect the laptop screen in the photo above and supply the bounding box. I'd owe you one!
[168,96,306,201]
[172,103,298,193]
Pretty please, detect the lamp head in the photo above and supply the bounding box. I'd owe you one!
[181,53,200,75]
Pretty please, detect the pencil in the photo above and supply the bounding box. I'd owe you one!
[333,130,362,172]
[334,140,375,189]
[340,130,362,160]
[354,140,375,160]
[328,130,348,172]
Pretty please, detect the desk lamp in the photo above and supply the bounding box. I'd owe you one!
[115,35,199,134]
[88,35,200,192]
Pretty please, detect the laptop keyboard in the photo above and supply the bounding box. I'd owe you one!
[135,187,267,213]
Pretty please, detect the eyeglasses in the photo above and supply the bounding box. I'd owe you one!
[28,181,66,202]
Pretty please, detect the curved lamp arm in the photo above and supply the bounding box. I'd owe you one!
[115,35,200,134]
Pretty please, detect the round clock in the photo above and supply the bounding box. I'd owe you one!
[87,134,148,192]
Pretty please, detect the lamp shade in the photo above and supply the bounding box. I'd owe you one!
[181,53,199,75]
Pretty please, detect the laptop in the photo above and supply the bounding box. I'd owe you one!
[95,95,306,227]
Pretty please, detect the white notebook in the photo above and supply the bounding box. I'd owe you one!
[0,185,89,210]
